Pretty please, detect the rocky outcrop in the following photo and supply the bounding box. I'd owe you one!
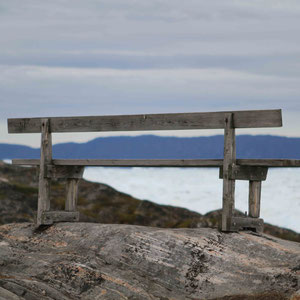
[0,222,299,299]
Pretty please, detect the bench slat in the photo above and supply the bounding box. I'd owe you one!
[236,159,300,167]
[12,159,223,167]
[219,165,268,181]
[41,211,80,224]
[7,109,282,133]
[11,158,300,167]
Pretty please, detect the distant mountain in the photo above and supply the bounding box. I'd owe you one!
[1,135,300,160]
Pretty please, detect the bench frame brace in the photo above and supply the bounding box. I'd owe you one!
[221,113,266,232]
[37,119,83,226]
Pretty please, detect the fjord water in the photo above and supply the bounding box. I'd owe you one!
[83,167,300,233]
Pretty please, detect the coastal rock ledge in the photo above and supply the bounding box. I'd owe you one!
[0,223,299,300]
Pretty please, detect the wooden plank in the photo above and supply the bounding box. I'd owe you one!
[41,211,79,225]
[53,159,224,167]
[230,217,264,233]
[65,179,80,211]
[37,119,52,226]
[219,166,268,181]
[12,159,224,167]
[7,109,282,133]
[222,113,236,232]
[46,165,84,179]
[237,159,300,167]
[12,158,300,167]
[12,159,40,165]
[249,181,261,218]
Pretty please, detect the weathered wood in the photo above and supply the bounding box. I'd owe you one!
[7,109,282,133]
[249,181,262,218]
[65,179,80,211]
[12,159,40,165]
[46,165,84,179]
[12,158,300,167]
[41,211,80,225]
[230,217,264,233]
[222,113,236,232]
[37,119,52,226]
[12,159,224,167]
[236,159,300,167]
[219,166,268,181]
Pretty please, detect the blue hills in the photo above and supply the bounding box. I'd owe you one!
[1,135,300,160]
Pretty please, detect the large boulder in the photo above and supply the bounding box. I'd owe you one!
[0,222,299,299]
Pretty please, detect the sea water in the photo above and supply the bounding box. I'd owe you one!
[83,167,300,233]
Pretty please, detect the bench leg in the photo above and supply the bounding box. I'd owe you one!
[37,119,52,226]
[222,113,236,231]
[65,179,79,211]
[249,180,261,218]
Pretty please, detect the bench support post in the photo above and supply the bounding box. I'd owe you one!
[222,113,236,231]
[39,165,83,225]
[66,179,80,211]
[37,119,52,226]
[249,181,261,218]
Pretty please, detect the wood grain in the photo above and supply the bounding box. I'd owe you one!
[248,181,262,218]
[7,109,282,133]
[12,159,224,167]
[46,165,84,179]
[41,211,80,225]
[12,158,300,167]
[236,159,300,167]
[37,119,52,226]
[219,166,268,181]
[65,179,80,211]
[222,113,236,232]
[230,217,264,233]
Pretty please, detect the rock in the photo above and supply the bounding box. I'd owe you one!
[0,222,299,299]
[0,286,22,300]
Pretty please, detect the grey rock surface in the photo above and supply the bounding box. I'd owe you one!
[0,222,299,299]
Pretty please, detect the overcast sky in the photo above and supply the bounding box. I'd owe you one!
[1,0,300,147]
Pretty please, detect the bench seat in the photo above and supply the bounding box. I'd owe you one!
[12,158,300,167]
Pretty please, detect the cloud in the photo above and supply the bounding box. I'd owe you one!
[0,65,299,117]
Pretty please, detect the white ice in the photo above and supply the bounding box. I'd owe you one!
[83,167,300,233]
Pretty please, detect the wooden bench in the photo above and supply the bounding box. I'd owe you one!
[8,109,300,232]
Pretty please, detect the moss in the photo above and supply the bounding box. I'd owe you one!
[90,202,107,211]
[267,231,300,243]
[52,196,66,210]
[127,201,139,213]
[208,217,219,227]
[13,184,38,195]
[51,182,64,190]
[117,212,137,224]
[78,197,89,205]
[80,208,98,219]
[263,224,300,243]
[175,219,194,228]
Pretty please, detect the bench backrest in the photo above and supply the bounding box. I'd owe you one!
[7,109,282,133]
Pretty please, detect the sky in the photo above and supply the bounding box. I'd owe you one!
[1,0,300,147]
